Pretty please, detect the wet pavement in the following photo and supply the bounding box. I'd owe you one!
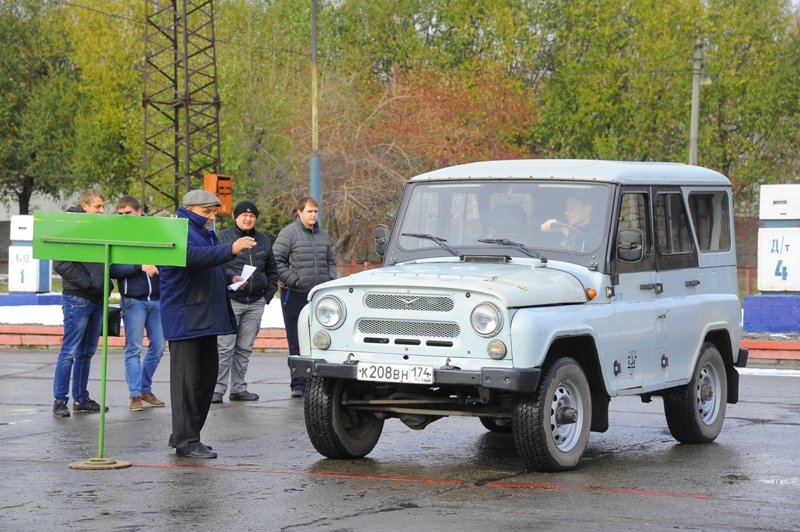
[1,348,799,531]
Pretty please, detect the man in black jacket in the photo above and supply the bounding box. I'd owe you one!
[52,189,110,417]
[110,195,167,412]
[213,200,278,403]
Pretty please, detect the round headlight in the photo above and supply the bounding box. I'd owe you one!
[471,303,502,337]
[315,296,345,329]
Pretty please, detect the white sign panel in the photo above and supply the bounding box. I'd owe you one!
[10,214,35,241]
[760,185,800,220]
[758,228,800,292]
[9,245,39,292]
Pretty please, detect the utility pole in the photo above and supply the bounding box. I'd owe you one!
[689,40,702,166]
[142,0,222,215]
[309,0,321,210]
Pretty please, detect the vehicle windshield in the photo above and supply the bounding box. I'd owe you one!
[396,181,611,257]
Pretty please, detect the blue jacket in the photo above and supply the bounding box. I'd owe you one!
[110,264,160,301]
[160,208,237,341]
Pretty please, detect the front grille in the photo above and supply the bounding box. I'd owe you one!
[358,319,460,338]
[365,294,454,312]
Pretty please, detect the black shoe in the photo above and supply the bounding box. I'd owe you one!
[211,392,223,404]
[53,400,70,417]
[178,444,217,459]
[167,437,211,451]
[229,391,259,401]
[73,398,109,413]
[290,389,304,398]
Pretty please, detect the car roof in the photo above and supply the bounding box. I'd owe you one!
[409,159,731,187]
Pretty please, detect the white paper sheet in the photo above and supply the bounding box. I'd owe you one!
[228,264,256,291]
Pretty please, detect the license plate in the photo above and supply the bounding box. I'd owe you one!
[356,362,434,384]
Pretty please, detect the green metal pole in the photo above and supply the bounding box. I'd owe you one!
[96,243,111,459]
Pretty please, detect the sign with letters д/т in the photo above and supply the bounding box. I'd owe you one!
[758,227,800,292]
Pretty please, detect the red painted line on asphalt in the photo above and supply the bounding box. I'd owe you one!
[133,462,462,485]
[485,481,715,499]
[132,462,713,498]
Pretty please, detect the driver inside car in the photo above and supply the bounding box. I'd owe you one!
[540,194,600,252]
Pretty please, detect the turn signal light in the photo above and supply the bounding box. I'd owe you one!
[586,288,597,300]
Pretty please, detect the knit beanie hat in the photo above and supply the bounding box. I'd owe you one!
[234,200,259,219]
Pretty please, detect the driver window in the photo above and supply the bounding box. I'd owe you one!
[614,191,654,272]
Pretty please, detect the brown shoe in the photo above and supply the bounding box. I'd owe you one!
[141,392,165,407]
[129,396,143,411]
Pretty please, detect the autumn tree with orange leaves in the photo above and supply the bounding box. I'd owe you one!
[293,66,537,261]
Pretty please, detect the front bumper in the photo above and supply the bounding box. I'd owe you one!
[288,357,541,394]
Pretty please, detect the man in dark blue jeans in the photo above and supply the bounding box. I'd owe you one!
[52,189,110,417]
[111,195,167,412]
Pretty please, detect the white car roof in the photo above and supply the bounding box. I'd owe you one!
[409,159,731,187]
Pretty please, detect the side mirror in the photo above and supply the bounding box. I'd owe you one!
[617,229,644,262]
[374,224,389,257]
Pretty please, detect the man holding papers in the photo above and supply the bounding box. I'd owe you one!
[213,200,278,403]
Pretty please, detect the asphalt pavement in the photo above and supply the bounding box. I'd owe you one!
[1,347,799,531]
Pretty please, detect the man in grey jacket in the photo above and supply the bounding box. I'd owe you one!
[273,196,337,397]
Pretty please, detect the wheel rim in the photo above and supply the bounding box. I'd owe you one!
[549,378,583,452]
[696,361,721,425]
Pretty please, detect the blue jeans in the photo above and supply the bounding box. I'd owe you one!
[122,297,166,397]
[53,295,104,403]
[216,298,265,395]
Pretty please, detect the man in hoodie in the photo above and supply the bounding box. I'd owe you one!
[52,189,110,417]
[160,190,257,459]
[110,195,166,412]
[273,196,337,398]
[213,200,278,403]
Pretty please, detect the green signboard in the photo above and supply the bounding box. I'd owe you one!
[33,211,188,266]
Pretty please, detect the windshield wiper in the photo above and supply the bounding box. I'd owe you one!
[402,233,462,257]
[478,238,547,262]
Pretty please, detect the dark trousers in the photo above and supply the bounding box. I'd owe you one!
[281,288,309,391]
[169,336,218,455]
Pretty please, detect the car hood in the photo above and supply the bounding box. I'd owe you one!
[313,261,587,308]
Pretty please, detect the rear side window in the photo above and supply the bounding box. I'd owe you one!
[688,192,731,252]
[655,192,693,255]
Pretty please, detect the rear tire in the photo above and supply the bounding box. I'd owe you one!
[663,343,727,444]
[304,377,384,458]
[512,357,591,472]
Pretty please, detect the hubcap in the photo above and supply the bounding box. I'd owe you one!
[696,362,721,425]
[549,379,583,452]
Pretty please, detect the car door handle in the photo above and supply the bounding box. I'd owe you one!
[685,279,700,287]
[639,283,663,294]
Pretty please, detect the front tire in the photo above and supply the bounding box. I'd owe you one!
[304,377,384,459]
[663,343,727,444]
[512,357,591,472]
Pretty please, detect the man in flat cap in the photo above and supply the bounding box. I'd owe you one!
[160,189,257,459]
[212,200,278,403]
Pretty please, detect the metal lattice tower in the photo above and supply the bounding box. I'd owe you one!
[142,0,221,215]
